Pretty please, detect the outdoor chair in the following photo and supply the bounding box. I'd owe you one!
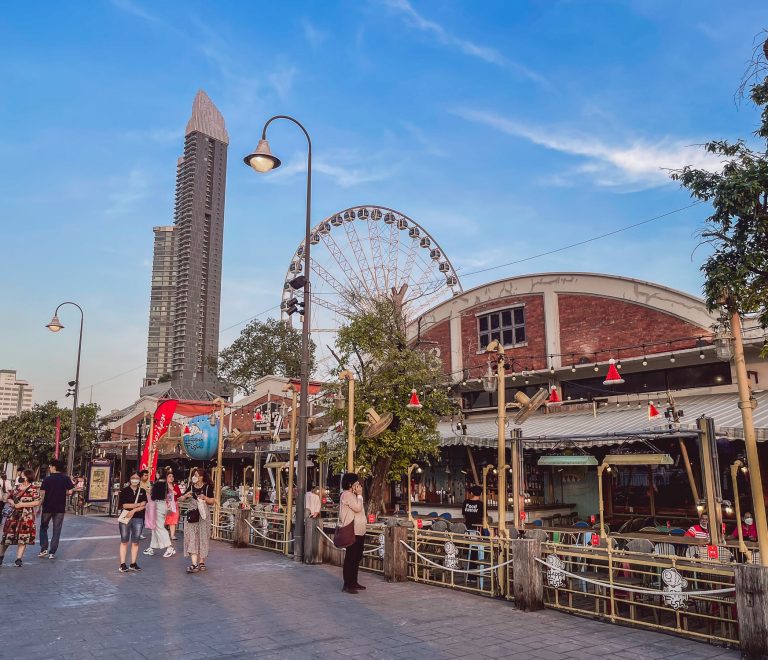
[526,528,548,543]
[449,521,467,534]
[427,512,438,518]
[532,518,543,526]
[431,519,449,532]
[439,512,452,519]
[653,542,677,557]
[669,528,686,536]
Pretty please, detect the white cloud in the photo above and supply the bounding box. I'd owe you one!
[381,0,546,85]
[301,18,326,48]
[105,168,152,215]
[265,151,397,188]
[454,108,725,189]
[268,66,298,99]
[109,0,161,24]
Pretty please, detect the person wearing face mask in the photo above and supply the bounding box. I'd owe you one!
[118,472,148,572]
[685,514,710,539]
[729,511,757,542]
[178,469,214,573]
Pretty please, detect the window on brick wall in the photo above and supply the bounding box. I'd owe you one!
[477,306,525,349]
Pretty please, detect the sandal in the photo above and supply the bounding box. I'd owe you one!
[199,562,206,571]
[186,564,199,573]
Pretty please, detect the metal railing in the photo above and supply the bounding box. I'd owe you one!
[244,505,290,553]
[406,527,498,597]
[538,542,738,646]
[360,525,386,574]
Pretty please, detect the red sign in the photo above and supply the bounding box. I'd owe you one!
[140,399,179,476]
[368,514,375,524]
[520,511,527,522]
[590,514,596,524]
[416,518,423,529]
[591,533,599,546]
[707,545,719,559]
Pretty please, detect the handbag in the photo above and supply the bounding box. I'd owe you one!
[186,485,206,523]
[118,487,142,524]
[333,496,356,549]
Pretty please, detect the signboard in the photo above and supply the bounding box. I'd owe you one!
[87,459,112,503]
[591,533,600,546]
[416,518,423,529]
[707,545,719,560]
[368,514,376,524]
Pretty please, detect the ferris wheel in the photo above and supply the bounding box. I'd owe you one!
[280,205,463,371]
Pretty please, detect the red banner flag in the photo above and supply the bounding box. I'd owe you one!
[140,399,178,477]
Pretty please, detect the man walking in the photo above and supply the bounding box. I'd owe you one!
[38,459,74,560]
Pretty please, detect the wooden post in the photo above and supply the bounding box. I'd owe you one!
[320,523,344,566]
[678,437,700,504]
[213,399,225,530]
[466,447,480,485]
[735,564,768,658]
[304,516,322,564]
[384,523,408,583]
[698,416,723,546]
[233,507,249,548]
[285,388,298,551]
[511,538,543,611]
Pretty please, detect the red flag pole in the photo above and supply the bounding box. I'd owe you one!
[55,417,61,460]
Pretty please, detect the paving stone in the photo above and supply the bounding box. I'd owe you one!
[0,514,740,659]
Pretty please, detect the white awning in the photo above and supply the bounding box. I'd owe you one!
[439,390,768,449]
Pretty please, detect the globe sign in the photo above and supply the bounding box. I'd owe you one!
[182,414,220,460]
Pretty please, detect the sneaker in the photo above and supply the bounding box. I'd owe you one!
[139,534,146,540]
[143,548,154,556]
[38,549,49,558]
[48,554,55,560]
[14,559,22,568]
[130,563,142,571]
[119,563,129,573]
[163,547,174,558]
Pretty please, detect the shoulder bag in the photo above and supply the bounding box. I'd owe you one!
[333,494,356,548]
[186,487,201,523]
[118,488,141,525]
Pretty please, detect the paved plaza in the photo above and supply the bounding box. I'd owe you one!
[0,515,738,659]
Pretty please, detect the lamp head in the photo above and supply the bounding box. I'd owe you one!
[244,139,281,173]
[46,314,64,332]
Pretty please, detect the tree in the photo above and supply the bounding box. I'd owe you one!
[671,35,768,344]
[0,401,100,475]
[325,296,452,515]
[211,318,316,396]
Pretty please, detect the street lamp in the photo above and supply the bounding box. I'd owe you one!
[484,339,507,537]
[46,302,84,477]
[245,116,312,562]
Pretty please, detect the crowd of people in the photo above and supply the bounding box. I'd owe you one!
[0,461,216,574]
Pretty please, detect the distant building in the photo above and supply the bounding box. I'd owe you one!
[143,90,229,399]
[0,369,33,421]
[144,225,176,383]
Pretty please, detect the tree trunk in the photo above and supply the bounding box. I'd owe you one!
[367,456,393,515]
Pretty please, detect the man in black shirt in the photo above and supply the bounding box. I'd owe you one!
[462,485,484,582]
[38,459,74,559]
[462,485,483,531]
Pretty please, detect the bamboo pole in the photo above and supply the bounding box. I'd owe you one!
[466,447,480,485]
[678,438,700,505]
[730,307,768,565]
[731,461,752,561]
[213,399,225,530]
[698,416,723,547]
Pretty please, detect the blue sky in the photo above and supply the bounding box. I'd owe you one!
[1,0,765,412]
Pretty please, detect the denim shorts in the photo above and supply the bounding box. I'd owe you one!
[119,517,145,543]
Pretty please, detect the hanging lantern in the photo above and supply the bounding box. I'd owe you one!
[648,401,661,420]
[407,389,423,409]
[603,358,625,386]
[547,385,562,406]
[714,326,733,361]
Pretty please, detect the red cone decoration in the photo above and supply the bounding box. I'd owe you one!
[648,401,661,420]
[183,425,190,435]
[547,385,562,406]
[603,358,625,385]
[407,388,423,409]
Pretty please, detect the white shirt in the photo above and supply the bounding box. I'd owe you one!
[305,491,322,517]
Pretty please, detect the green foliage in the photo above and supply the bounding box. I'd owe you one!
[211,318,316,395]
[671,37,768,343]
[325,297,452,488]
[0,401,100,471]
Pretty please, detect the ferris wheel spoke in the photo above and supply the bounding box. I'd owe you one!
[367,218,387,293]
[387,216,399,292]
[343,217,379,295]
[310,258,359,309]
[398,237,421,293]
[320,230,372,300]
[311,293,349,318]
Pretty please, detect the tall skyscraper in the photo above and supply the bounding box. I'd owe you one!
[0,370,34,421]
[143,90,228,397]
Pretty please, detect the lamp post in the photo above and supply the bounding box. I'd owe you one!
[485,340,507,537]
[339,370,355,472]
[46,302,84,477]
[406,463,422,522]
[245,116,312,561]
